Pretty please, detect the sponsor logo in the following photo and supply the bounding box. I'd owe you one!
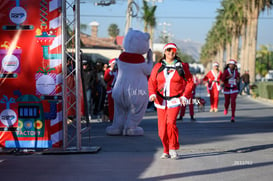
[9,7,27,24]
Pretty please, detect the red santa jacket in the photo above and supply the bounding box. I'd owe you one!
[148,61,194,109]
[104,68,117,93]
[221,68,240,94]
[203,70,223,91]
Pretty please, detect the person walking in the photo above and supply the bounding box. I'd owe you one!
[148,43,194,159]
[221,59,240,123]
[82,60,95,120]
[203,61,222,112]
[240,69,250,96]
[104,58,118,122]
[93,62,107,118]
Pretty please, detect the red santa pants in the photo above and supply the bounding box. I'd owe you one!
[224,93,237,117]
[107,93,114,121]
[209,86,220,109]
[180,96,194,117]
[157,106,180,154]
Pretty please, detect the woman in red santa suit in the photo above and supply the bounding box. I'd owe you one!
[221,59,240,123]
[148,43,194,159]
[203,61,222,112]
[104,58,118,122]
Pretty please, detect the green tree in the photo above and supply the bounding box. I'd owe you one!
[256,45,273,76]
[80,24,87,32]
[142,0,157,47]
[176,48,195,63]
[108,23,120,38]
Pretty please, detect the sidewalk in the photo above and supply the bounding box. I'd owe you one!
[249,95,273,105]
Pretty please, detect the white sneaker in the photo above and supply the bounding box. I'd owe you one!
[160,153,170,159]
[169,150,180,160]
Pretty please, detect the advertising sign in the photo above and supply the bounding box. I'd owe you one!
[0,0,63,148]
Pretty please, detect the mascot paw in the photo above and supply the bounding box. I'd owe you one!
[123,126,144,136]
[147,48,153,63]
[106,126,122,136]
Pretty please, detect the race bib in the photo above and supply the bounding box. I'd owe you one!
[167,98,181,108]
[169,98,181,105]
[228,78,236,85]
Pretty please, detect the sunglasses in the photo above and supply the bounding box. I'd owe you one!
[166,48,177,53]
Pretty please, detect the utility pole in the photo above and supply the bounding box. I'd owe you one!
[125,0,133,35]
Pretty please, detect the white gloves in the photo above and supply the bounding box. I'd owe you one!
[180,96,188,106]
[149,94,156,101]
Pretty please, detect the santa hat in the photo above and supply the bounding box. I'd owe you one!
[163,43,177,52]
[109,58,116,65]
[212,62,219,67]
[228,59,237,65]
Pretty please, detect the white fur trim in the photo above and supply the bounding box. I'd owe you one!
[228,60,236,65]
[180,96,188,106]
[149,94,156,101]
[213,63,219,67]
[163,43,177,51]
[223,90,239,94]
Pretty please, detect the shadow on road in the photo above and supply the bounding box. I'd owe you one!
[139,161,273,181]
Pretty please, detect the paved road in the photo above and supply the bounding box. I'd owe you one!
[1,86,273,181]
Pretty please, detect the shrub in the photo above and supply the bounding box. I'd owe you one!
[256,82,273,99]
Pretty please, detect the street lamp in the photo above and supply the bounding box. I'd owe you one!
[125,0,139,35]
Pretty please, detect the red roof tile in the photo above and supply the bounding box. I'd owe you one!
[80,33,123,49]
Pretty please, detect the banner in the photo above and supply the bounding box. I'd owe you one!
[0,0,63,148]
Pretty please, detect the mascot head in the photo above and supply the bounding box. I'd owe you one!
[123,28,150,55]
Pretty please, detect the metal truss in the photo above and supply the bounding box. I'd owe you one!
[62,0,86,151]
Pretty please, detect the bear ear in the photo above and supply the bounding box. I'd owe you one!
[144,32,150,40]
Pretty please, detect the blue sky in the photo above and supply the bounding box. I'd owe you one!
[79,0,273,47]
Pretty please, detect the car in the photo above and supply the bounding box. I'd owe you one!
[265,70,273,81]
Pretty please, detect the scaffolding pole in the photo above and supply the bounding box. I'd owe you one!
[58,0,100,153]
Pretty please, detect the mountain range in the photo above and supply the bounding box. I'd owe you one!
[175,39,203,62]
[154,38,203,62]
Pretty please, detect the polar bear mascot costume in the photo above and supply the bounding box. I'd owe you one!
[106,28,153,136]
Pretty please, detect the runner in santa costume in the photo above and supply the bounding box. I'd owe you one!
[221,59,240,123]
[148,43,194,159]
[203,61,223,112]
[104,58,118,122]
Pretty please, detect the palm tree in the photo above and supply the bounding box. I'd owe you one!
[243,0,273,83]
[200,9,227,70]
[142,0,157,48]
[201,0,272,83]
[200,29,218,70]
[221,0,245,62]
[239,2,248,73]
[214,9,228,70]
